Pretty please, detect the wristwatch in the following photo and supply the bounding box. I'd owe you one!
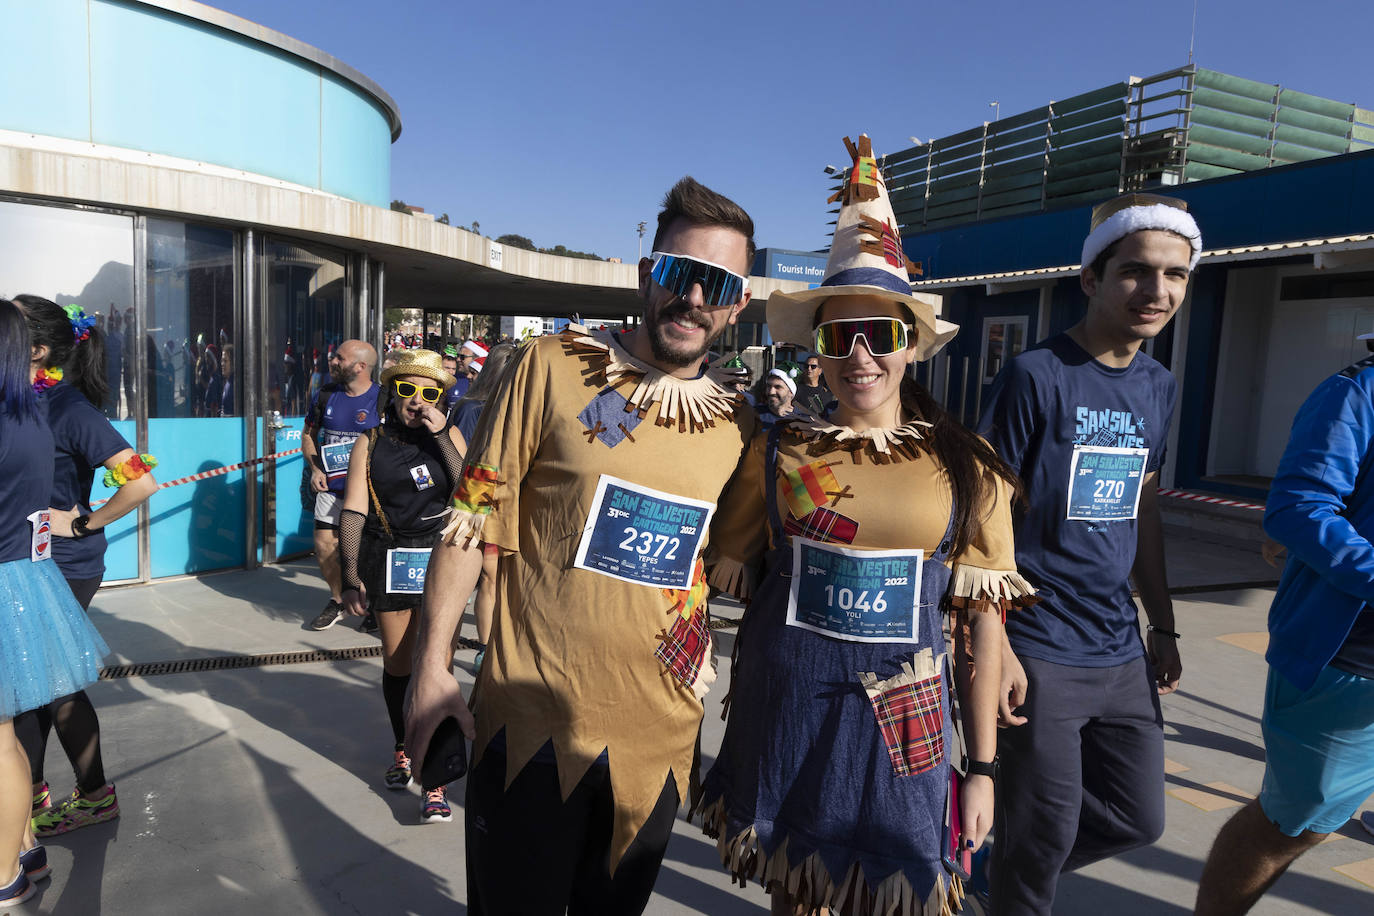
[72,514,93,539]
[963,756,999,779]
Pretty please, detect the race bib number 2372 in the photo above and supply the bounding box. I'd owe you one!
[572,475,714,589]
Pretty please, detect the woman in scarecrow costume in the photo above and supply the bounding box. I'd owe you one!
[696,137,1036,916]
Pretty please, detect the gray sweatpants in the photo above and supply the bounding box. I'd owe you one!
[990,653,1165,915]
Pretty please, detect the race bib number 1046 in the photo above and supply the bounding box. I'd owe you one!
[572,475,715,589]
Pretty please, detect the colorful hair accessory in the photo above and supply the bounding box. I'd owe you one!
[62,304,98,342]
[32,366,63,394]
[103,453,158,488]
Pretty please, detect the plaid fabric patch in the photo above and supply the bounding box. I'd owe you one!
[864,672,944,778]
[783,506,859,545]
[655,606,709,690]
[452,463,501,515]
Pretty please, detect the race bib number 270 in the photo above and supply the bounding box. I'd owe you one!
[1066,446,1149,521]
[572,475,714,589]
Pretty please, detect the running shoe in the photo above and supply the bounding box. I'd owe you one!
[0,870,34,909]
[473,647,485,675]
[308,600,345,631]
[421,786,452,824]
[385,747,412,790]
[19,845,49,883]
[1361,810,1374,839]
[31,782,50,815]
[32,784,119,837]
[360,611,379,634]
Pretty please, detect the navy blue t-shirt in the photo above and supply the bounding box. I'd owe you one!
[46,383,131,579]
[977,334,1178,666]
[1330,609,1374,679]
[305,382,381,493]
[0,407,57,564]
[454,398,484,445]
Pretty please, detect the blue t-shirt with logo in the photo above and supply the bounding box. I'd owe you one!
[977,334,1177,666]
[306,382,381,493]
[0,407,56,564]
[46,383,131,579]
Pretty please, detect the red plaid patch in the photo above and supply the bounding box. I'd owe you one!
[782,506,859,545]
[655,607,709,690]
[866,673,944,777]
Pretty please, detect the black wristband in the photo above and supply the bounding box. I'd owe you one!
[1148,625,1181,640]
[72,515,93,539]
[963,756,999,779]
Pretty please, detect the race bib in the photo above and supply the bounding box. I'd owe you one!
[321,441,353,475]
[572,475,714,589]
[386,547,432,594]
[1066,446,1149,521]
[787,539,923,643]
[27,510,51,562]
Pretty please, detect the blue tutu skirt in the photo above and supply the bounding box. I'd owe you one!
[0,557,109,721]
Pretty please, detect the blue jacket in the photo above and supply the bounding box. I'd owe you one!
[1264,357,1374,690]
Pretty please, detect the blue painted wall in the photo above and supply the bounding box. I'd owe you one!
[0,0,392,206]
[94,419,140,581]
[147,417,247,577]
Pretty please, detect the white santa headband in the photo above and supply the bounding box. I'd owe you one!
[1081,194,1202,272]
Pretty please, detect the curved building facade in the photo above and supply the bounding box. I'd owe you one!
[1,1,806,583]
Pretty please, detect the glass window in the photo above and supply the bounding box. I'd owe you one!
[980,316,1029,384]
[0,199,134,420]
[147,220,238,417]
[262,237,349,416]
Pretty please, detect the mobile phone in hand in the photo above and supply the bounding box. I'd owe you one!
[420,716,469,789]
[943,768,972,879]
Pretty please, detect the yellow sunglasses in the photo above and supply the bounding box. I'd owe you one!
[393,380,443,403]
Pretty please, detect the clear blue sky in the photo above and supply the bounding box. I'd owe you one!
[216,0,1369,264]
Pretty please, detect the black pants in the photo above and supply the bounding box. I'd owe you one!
[465,743,679,916]
[991,654,1165,915]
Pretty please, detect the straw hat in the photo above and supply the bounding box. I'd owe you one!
[380,348,456,389]
[766,135,958,361]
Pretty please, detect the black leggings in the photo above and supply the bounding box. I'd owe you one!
[14,575,108,793]
[465,743,679,916]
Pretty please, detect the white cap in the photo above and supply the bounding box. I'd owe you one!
[767,367,796,395]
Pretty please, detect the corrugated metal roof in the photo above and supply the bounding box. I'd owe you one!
[912,233,1374,290]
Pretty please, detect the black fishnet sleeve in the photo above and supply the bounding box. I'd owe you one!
[431,427,466,487]
[339,508,365,592]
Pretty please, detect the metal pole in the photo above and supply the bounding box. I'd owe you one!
[957,356,970,424]
[242,228,260,569]
[133,215,151,583]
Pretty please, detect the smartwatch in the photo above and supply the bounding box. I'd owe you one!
[72,515,94,539]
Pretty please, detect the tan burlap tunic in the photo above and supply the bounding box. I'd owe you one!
[444,325,755,867]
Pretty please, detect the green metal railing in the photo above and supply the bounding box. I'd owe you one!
[839,65,1373,237]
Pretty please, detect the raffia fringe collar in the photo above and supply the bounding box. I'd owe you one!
[561,324,742,433]
[787,413,933,463]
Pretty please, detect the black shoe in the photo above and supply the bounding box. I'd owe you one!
[308,600,345,631]
[360,611,378,634]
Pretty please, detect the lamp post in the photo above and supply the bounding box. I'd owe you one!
[989,100,1000,122]
[637,221,647,261]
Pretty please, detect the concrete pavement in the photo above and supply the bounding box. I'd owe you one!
[15,529,1374,914]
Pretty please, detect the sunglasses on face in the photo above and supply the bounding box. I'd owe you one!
[814,317,912,359]
[393,380,443,403]
[649,251,746,308]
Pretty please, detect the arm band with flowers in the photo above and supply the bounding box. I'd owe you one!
[103,453,158,488]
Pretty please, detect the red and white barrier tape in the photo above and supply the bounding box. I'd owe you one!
[1157,488,1265,512]
[90,448,303,507]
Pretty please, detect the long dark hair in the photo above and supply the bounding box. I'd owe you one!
[900,376,1021,557]
[0,299,38,419]
[14,294,109,408]
[459,342,519,405]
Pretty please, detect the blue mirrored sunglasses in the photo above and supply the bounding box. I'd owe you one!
[649,251,746,308]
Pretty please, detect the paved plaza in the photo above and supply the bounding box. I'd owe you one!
[16,527,1374,914]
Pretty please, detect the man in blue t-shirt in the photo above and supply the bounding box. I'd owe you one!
[302,339,379,630]
[1194,336,1374,915]
[977,193,1200,915]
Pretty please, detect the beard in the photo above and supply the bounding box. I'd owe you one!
[645,302,718,368]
